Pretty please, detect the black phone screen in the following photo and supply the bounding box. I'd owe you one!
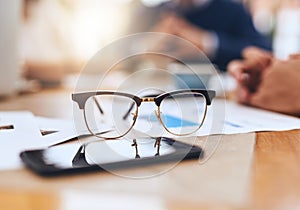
[20,137,203,176]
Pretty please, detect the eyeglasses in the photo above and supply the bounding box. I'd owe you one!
[72,89,215,139]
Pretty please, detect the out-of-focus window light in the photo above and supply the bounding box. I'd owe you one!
[70,0,170,60]
[141,0,170,7]
[21,0,137,63]
[273,0,300,59]
[242,0,276,36]
[69,0,132,60]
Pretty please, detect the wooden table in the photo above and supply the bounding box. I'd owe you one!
[1,88,300,210]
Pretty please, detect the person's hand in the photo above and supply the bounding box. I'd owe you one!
[241,58,300,115]
[289,53,300,60]
[242,46,273,62]
[228,47,273,102]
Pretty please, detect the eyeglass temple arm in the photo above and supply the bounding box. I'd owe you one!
[154,137,161,156]
[131,139,140,159]
[122,94,159,120]
[93,96,104,114]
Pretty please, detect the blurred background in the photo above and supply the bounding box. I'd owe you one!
[1,0,300,92]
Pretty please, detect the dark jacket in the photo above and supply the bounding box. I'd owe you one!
[164,0,272,70]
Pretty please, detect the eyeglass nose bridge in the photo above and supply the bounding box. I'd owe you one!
[137,98,165,135]
[142,97,155,102]
[141,97,163,126]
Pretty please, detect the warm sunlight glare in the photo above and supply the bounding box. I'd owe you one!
[71,0,130,60]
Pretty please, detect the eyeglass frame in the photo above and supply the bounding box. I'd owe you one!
[72,89,216,139]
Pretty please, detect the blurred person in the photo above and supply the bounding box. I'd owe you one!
[228,46,300,116]
[20,0,80,86]
[149,0,272,70]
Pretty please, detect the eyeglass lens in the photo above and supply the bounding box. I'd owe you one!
[83,92,207,138]
[84,94,138,139]
[159,92,207,135]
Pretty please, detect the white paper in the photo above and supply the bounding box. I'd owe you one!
[0,113,79,170]
[0,111,42,170]
[36,116,78,146]
[208,99,300,135]
[134,99,300,138]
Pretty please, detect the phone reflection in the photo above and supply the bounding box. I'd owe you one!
[72,137,174,168]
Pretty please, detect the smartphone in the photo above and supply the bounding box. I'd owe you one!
[20,137,203,177]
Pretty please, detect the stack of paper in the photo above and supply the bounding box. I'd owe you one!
[0,111,77,170]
